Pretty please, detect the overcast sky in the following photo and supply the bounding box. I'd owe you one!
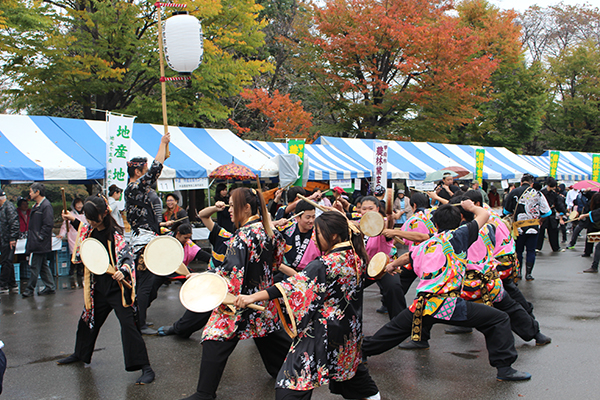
[488,0,599,12]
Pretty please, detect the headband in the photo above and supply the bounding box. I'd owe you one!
[127,160,146,168]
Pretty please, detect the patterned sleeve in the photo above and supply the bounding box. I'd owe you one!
[274,259,327,330]
[116,236,135,280]
[538,192,552,218]
[272,229,286,271]
[138,160,163,191]
[218,234,248,296]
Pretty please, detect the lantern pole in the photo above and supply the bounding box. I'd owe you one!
[157,6,169,157]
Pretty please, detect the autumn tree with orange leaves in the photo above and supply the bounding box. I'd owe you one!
[229,88,314,140]
[287,0,522,140]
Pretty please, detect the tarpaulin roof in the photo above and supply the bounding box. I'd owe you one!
[542,150,594,179]
[0,115,278,182]
[518,154,590,181]
[247,140,372,180]
[427,143,547,180]
[315,137,462,180]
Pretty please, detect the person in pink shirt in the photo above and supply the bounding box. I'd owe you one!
[57,198,87,289]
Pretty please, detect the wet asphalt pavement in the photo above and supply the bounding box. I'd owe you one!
[2,236,600,400]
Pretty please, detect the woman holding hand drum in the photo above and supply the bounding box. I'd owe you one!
[56,195,155,385]
[235,211,380,400]
[182,187,291,400]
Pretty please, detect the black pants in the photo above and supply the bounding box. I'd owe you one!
[0,245,16,288]
[537,220,560,251]
[73,286,150,371]
[173,310,212,339]
[0,348,5,395]
[399,267,418,295]
[363,302,518,368]
[275,363,378,400]
[494,294,539,341]
[136,268,156,328]
[569,221,586,247]
[503,279,534,317]
[366,272,406,319]
[194,330,292,399]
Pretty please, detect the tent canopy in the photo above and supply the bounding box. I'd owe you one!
[247,140,372,180]
[542,150,594,178]
[0,115,278,182]
[517,154,590,181]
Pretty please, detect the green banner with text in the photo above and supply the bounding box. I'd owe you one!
[549,151,560,178]
[593,154,600,182]
[288,139,305,187]
[475,149,485,184]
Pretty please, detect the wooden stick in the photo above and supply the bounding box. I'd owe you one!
[289,210,304,219]
[156,5,170,159]
[297,194,327,212]
[61,187,69,233]
[171,215,189,224]
[106,265,132,289]
[409,187,427,193]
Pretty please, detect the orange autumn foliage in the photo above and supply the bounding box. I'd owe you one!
[230,88,313,141]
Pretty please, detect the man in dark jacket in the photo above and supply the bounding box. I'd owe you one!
[22,183,56,297]
[536,177,567,253]
[0,191,20,293]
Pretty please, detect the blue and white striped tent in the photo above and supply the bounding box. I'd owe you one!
[315,137,460,180]
[428,143,546,180]
[542,150,593,179]
[0,115,278,182]
[518,154,590,181]
[247,140,371,180]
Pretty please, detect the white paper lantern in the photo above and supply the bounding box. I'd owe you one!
[163,12,204,74]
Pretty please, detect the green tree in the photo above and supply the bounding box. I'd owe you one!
[1,0,271,125]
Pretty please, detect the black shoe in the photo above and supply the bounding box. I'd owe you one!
[582,254,591,258]
[180,393,204,400]
[525,274,534,281]
[398,340,429,350]
[21,291,34,298]
[534,332,552,346]
[140,326,158,335]
[376,305,388,314]
[445,326,473,334]
[496,367,532,381]
[158,326,175,336]
[57,354,81,365]
[146,321,154,327]
[39,288,56,295]
[136,365,155,385]
[583,267,598,273]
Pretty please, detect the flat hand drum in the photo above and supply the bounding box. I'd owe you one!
[143,236,185,276]
[180,272,229,313]
[368,252,389,279]
[80,238,110,275]
[587,232,600,243]
[360,211,385,237]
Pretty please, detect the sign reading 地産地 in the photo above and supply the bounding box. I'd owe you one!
[106,114,135,193]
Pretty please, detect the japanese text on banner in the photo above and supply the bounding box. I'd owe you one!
[549,151,560,179]
[592,154,600,183]
[475,149,485,184]
[373,141,388,191]
[106,114,135,193]
[288,139,305,187]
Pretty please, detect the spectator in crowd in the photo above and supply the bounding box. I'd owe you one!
[393,189,412,226]
[22,182,56,297]
[16,198,30,236]
[537,177,567,253]
[214,183,234,233]
[471,180,489,205]
[58,198,87,289]
[0,191,19,294]
[436,172,460,201]
[108,184,125,228]
[160,192,188,233]
[488,186,501,207]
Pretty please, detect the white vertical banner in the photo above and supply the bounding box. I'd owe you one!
[373,141,388,191]
[106,114,135,192]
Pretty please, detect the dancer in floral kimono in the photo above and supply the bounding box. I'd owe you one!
[56,195,155,385]
[182,187,291,400]
[236,211,380,400]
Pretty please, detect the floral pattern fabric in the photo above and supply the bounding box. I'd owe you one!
[274,246,365,391]
[202,220,285,342]
[400,209,437,248]
[124,160,163,235]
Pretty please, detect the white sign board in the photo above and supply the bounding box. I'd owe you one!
[373,141,388,191]
[106,114,135,192]
[174,177,209,190]
[406,180,435,191]
[330,179,352,189]
[157,179,174,192]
